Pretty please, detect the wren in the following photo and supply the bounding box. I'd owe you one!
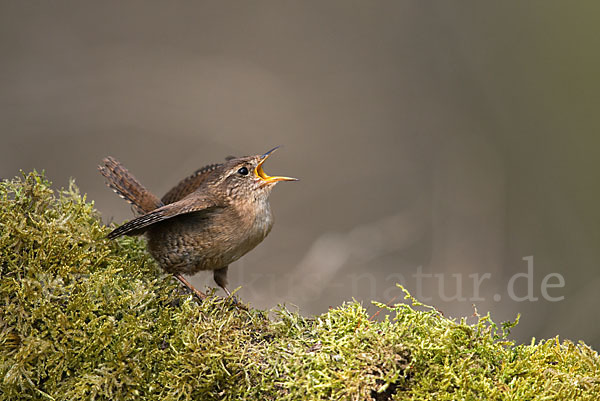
[99,147,297,299]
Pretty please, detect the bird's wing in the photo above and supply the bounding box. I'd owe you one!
[161,163,222,205]
[107,195,221,239]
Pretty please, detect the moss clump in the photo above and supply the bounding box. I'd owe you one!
[1,172,599,400]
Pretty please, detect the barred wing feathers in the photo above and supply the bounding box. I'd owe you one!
[107,196,220,239]
[161,163,222,205]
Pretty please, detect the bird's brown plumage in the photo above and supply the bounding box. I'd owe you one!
[98,156,163,214]
[161,163,223,205]
[99,149,296,298]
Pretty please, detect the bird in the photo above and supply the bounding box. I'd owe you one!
[98,146,297,300]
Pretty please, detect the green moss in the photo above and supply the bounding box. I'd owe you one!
[1,171,599,400]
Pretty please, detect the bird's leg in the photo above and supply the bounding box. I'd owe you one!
[213,266,248,310]
[173,273,207,300]
[213,266,231,297]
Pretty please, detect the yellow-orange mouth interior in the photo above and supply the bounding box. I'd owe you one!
[255,155,297,184]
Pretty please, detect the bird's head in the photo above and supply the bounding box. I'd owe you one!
[219,146,298,200]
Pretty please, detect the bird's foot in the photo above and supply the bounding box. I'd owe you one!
[173,273,207,301]
[221,286,249,311]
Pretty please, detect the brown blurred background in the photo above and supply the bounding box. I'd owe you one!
[2,1,599,347]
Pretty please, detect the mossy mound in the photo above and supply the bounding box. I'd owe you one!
[1,172,599,400]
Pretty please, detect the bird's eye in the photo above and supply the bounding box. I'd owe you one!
[238,166,249,175]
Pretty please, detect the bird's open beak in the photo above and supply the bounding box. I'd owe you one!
[255,146,298,184]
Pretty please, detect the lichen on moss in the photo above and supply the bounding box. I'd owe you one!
[1,171,599,400]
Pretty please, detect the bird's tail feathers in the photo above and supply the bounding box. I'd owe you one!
[98,156,163,215]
